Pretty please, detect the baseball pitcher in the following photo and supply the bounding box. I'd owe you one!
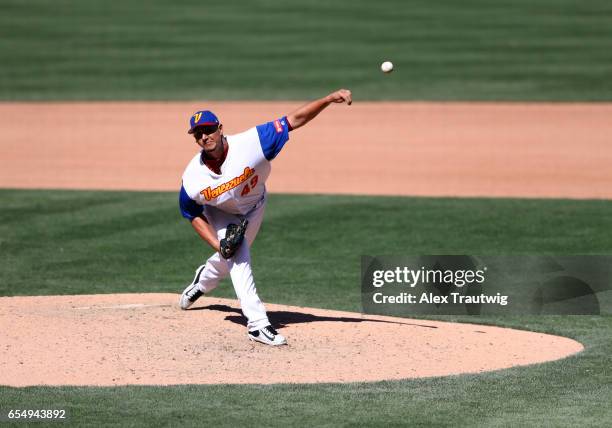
[179,89,352,346]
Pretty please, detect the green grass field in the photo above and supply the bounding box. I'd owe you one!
[1,189,611,426]
[2,0,612,101]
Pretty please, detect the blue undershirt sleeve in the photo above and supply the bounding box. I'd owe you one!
[179,184,204,221]
[256,116,290,160]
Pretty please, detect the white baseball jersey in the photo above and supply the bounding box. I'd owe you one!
[180,117,290,219]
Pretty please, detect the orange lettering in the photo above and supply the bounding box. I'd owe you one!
[199,167,257,201]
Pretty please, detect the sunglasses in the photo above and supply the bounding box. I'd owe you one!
[193,124,219,138]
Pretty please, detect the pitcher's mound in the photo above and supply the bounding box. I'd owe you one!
[0,293,583,386]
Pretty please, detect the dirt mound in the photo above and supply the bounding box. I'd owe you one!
[0,293,583,386]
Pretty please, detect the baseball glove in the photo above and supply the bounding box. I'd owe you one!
[220,218,248,259]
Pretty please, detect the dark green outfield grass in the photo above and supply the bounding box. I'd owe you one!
[2,0,612,101]
[0,189,611,427]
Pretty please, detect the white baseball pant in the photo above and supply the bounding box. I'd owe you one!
[193,197,269,331]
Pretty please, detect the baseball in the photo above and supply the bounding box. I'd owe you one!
[381,61,394,73]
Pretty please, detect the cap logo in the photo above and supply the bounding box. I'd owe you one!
[193,112,202,123]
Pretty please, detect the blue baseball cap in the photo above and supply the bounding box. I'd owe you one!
[188,110,220,134]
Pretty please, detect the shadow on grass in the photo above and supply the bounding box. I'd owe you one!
[191,303,438,330]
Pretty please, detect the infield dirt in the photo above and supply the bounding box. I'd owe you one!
[1,102,611,198]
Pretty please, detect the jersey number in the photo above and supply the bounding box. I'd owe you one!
[240,175,259,197]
